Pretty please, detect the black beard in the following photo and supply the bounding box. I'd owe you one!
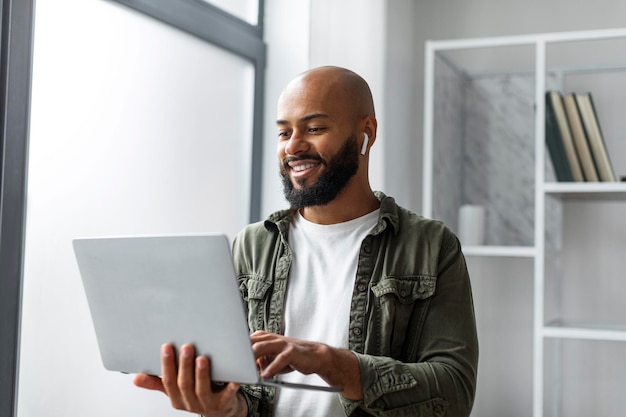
[279,134,359,208]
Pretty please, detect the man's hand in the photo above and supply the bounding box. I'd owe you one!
[133,344,247,417]
[250,331,363,401]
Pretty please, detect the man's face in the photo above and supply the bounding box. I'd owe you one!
[275,73,362,209]
[279,133,359,208]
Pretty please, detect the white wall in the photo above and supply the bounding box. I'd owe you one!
[19,1,255,415]
[259,0,312,217]
[381,0,420,211]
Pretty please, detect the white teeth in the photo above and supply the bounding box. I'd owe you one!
[292,163,316,172]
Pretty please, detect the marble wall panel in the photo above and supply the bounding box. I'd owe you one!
[432,54,561,248]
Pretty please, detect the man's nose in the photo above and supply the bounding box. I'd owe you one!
[284,131,310,156]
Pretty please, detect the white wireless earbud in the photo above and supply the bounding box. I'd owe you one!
[360,133,369,155]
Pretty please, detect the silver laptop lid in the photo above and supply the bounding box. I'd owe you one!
[72,233,259,384]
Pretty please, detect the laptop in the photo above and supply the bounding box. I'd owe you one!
[72,233,341,392]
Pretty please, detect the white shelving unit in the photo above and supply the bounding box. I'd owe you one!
[422,28,626,417]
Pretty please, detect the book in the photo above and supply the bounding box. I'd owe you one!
[545,91,583,182]
[575,93,616,182]
[562,93,599,182]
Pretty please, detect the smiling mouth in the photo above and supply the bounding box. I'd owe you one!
[283,155,324,178]
[288,162,320,183]
[290,162,318,172]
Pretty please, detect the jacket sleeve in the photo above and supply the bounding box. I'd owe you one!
[340,234,479,417]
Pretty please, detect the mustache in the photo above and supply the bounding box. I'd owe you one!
[281,154,325,169]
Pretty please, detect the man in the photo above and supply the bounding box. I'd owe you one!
[134,66,478,416]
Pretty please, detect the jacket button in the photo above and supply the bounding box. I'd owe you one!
[433,403,444,414]
[352,327,362,336]
[357,283,367,292]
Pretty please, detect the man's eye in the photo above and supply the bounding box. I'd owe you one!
[308,127,324,133]
[277,131,291,139]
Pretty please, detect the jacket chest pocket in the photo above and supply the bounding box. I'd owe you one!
[370,275,436,359]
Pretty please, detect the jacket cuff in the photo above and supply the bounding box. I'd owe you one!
[239,384,263,417]
[355,352,418,405]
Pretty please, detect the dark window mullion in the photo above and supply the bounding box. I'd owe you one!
[0,0,36,416]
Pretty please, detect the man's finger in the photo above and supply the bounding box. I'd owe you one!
[161,343,185,408]
[258,350,293,379]
[194,356,212,399]
[178,344,202,411]
[133,373,165,393]
[196,357,242,412]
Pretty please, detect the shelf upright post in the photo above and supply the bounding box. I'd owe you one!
[533,36,547,417]
[422,41,436,218]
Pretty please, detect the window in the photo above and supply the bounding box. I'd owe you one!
[2,1,266,415]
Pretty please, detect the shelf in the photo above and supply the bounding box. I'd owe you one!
[543,322,626,342]
[424,28,626,417]
[544,182,626,200]
[462,245,536,258]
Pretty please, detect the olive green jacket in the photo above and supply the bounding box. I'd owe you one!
[232,192,478,417]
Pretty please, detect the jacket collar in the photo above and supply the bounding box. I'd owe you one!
[263,191,401,236]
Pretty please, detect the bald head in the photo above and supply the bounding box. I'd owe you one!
[278,66,375,121]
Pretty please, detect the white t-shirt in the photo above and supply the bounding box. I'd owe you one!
[273,209,379,417]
